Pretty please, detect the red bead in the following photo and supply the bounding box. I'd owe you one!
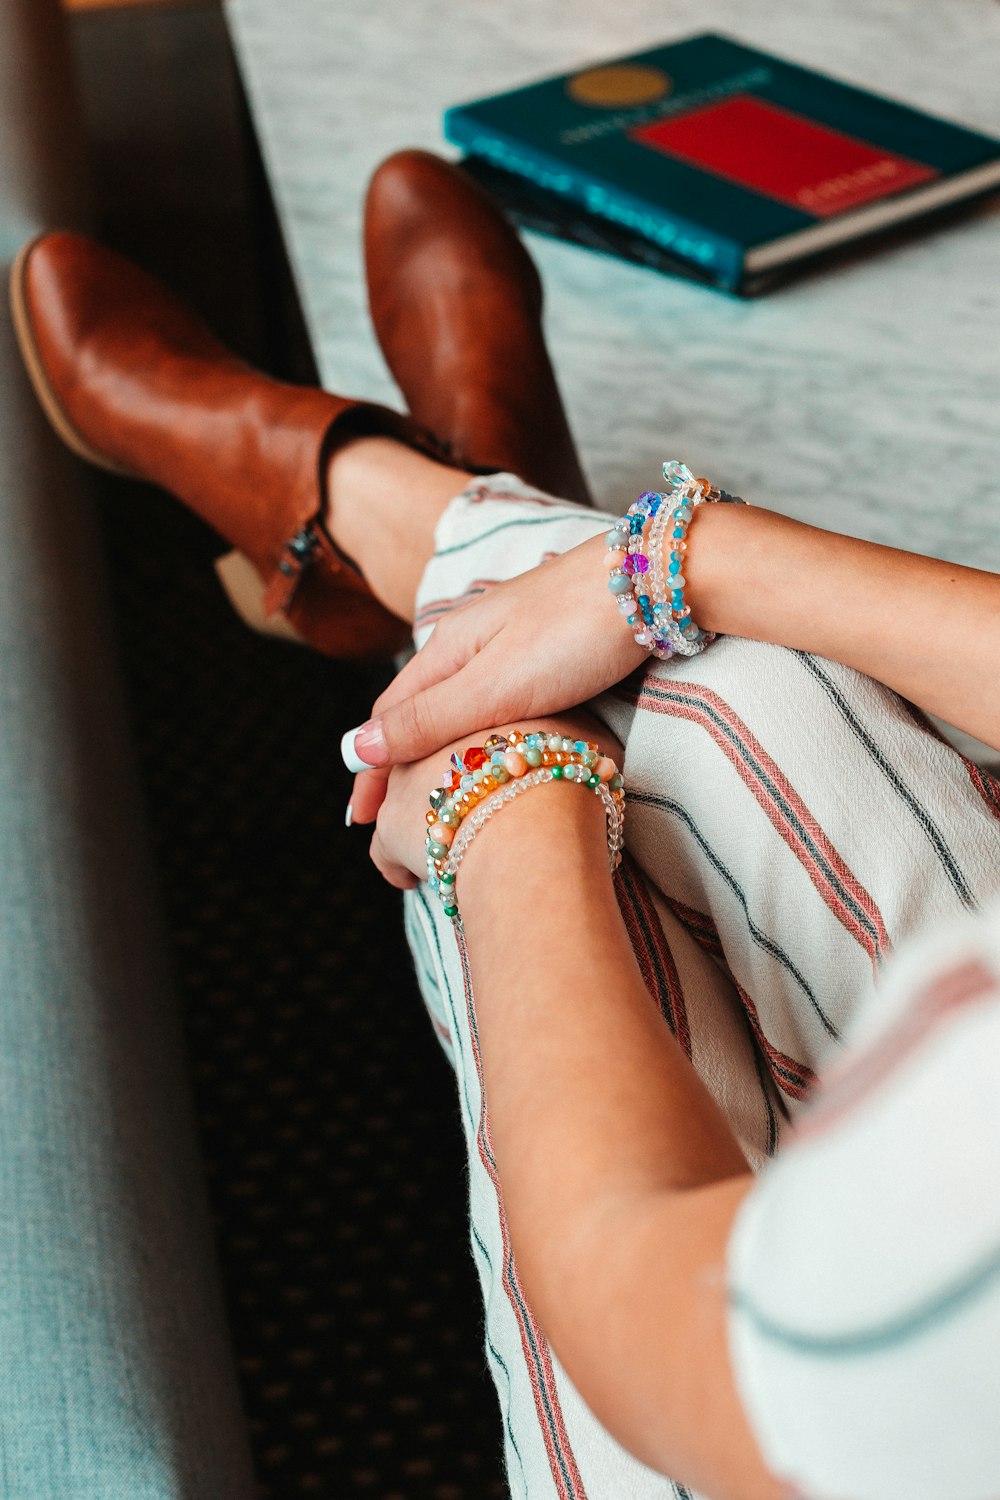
[464,747,487,771]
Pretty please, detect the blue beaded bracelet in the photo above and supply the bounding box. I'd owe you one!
[606,460,747,660]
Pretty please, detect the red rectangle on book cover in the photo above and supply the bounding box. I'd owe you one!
[631,95,938,217]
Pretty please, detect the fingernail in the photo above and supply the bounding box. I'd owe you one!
[340,719,388,772]
[344,803,353,828]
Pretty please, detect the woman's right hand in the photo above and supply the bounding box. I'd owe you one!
[346,532,646,824]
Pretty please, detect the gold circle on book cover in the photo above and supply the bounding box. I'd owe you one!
[567,64,671,109]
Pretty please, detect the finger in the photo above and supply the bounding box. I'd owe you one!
[341,613,500,775]
[371,653,509,768]
[368,829,419,891]
[370,602,489,718]
[349,765,389,826]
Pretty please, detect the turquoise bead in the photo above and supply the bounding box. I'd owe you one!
[609,573,633,596]
[493,766,509,783]
[574,740,589,754]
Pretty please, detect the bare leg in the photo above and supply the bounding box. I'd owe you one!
[326,438,476,622]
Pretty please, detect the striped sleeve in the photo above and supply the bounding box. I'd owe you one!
[726,896,1000,1500]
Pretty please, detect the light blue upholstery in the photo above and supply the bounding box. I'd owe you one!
[0,3,256,1494]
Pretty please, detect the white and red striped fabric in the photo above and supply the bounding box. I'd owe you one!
[728,901,1000,1500]
[402,476,1000,1500]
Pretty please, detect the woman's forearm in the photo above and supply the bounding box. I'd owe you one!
[457,784,778,1498]
[686,504,1000,753]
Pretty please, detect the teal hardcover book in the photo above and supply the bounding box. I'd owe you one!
[444,34,1000,292]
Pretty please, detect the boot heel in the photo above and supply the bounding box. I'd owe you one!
[213,550,306,645]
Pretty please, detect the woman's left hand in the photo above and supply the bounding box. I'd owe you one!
[367,710,622,890]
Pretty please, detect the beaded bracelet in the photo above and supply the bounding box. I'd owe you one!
[425,729,625,923]
[606,459,748,660]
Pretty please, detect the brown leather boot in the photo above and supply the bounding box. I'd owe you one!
[364,150,591,506]
[9,231,446,658]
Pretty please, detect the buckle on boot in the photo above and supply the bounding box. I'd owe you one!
[263,523,327,617]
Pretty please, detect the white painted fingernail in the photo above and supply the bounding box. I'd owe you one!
[341,720,388,772]
[341,724,373,773]
[344,803,353,828]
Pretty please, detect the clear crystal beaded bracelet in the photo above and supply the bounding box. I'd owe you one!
[606,459,749,661]
[424,729,625,925]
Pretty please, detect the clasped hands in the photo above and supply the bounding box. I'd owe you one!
[350,535,636,887]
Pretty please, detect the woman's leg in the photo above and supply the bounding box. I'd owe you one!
[324,437,475,622]
[323,434,1000,1132]
[409,472,1000,1106]
[400,468,1000,1499]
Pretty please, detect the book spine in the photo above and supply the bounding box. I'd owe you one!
[444,110,744,289]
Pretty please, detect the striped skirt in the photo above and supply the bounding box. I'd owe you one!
[402,476,1000,1500]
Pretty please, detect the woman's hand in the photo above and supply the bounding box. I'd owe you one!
[367,710,623,890]
[348,534,644,825]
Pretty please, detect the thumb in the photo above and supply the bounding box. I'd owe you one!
[343,657,495,772]
[370,605,479,718]
[341,609,494,775]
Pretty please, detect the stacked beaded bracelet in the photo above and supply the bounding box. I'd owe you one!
[425,729,626,923]
[606,459,748,660]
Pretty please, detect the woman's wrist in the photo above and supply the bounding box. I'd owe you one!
[456,778,614,929]
[674,494,765,637]
[602,469,757,659]
[424,724,624,921]
[681,502,870,650]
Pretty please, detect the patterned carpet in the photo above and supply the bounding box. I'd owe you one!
[97,487,508,1499]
